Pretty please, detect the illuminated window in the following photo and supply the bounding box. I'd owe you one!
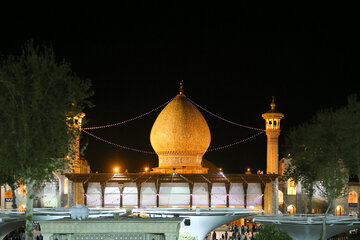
[335,205,344,216]
[312,208,321,214]
[64,177,69,194]
[348,191,358,204]
[287,178,296,195]
[278,190,284,205]
[287,205,296,214]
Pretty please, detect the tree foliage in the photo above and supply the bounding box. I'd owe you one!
[0,41,93,239]
[254,224,292,240]
[283,103,351,214]
[282,96,360,240]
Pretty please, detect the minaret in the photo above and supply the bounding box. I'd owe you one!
[262,97,284,214]
[67,111,86,173]
[262,97,284,174]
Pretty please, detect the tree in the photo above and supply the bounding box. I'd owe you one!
[336,95,360,215]
[283,106,349,240]
[254,224,292,240]
[283,122,319,213]
[0,41,93,240]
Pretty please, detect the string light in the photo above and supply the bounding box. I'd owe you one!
[81,95,267,153]
[187,97,265,132]
[82,129,265,154]
[206,131,265,152]
[82,97,174,130]
[82,129,156,154]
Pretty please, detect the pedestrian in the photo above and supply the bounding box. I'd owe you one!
[225,231,228,240]
[212,231,217,240]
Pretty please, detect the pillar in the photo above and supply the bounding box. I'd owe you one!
[100,182,106,208]
[262,97,283,214]
[67,180,73,208]
[225,183,231,208]
[156,182,160,208]
[208,183,212,208]
[119,183,124,208]
[243,183,248,208]
[137,183,141,208]
[82,182,88,206]
[189,183,194,208]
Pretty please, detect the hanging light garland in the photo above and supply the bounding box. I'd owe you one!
[82,129,265,154]
[206,131,265,152]
[82,95,266,153]
[82,97,174,130]
[187,97,265,132]
[82,129,156,154]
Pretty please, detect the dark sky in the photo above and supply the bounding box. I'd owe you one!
[0,2,357,173]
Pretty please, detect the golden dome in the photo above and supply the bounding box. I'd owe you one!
[150,93,211,173]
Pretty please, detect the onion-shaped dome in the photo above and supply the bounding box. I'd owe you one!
[150,91,211,172]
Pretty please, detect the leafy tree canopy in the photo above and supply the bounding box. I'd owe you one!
[0,41,93,184]
[254,224,292,240]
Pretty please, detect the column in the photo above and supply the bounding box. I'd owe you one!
[119,184,124,208]
[1,186,5,209]
[156,182,160,208]
[208,183,212,208]
[225,183,231,208]
[136,183,141,208]
[243,183,248,208]
[264,179,279,214]
[100,182,106,208]
[260,183,265,210]
[189,183,194,208]
[273,178,279,214]
[82,182,88,206]
[67,180,73,208]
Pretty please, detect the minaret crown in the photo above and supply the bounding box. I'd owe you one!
[270,96,276,110]
[262,97,284,131]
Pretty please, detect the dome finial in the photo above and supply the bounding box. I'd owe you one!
[179,80,184,95]
[270,96,276,110]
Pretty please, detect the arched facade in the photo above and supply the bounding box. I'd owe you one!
[348,190,358,205]
[287,204,296,214]
[287,178,296,195]
[278,190,284,205]
[335,205,345,216]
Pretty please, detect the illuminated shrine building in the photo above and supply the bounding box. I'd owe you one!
[2,86,360,217]
[150,88,211,174]
[0,87,281,214]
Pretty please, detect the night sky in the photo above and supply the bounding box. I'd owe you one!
[0,2,357,174]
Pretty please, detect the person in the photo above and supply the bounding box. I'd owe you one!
[225,231,228,240]
[221,234,224,240]
[212,231,217,240]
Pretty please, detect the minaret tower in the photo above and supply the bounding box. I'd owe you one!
[262,97,284,174]
[67,111,86,173]
[262,97,284,214]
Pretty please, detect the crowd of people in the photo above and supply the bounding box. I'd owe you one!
[4,222,43,240]
[210,223,262,240]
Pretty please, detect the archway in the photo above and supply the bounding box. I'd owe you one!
[287,204,296,214]
[335,205,344,216]
[287,179,296,195]
[348,191,358,207]
[278,190,284,205]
